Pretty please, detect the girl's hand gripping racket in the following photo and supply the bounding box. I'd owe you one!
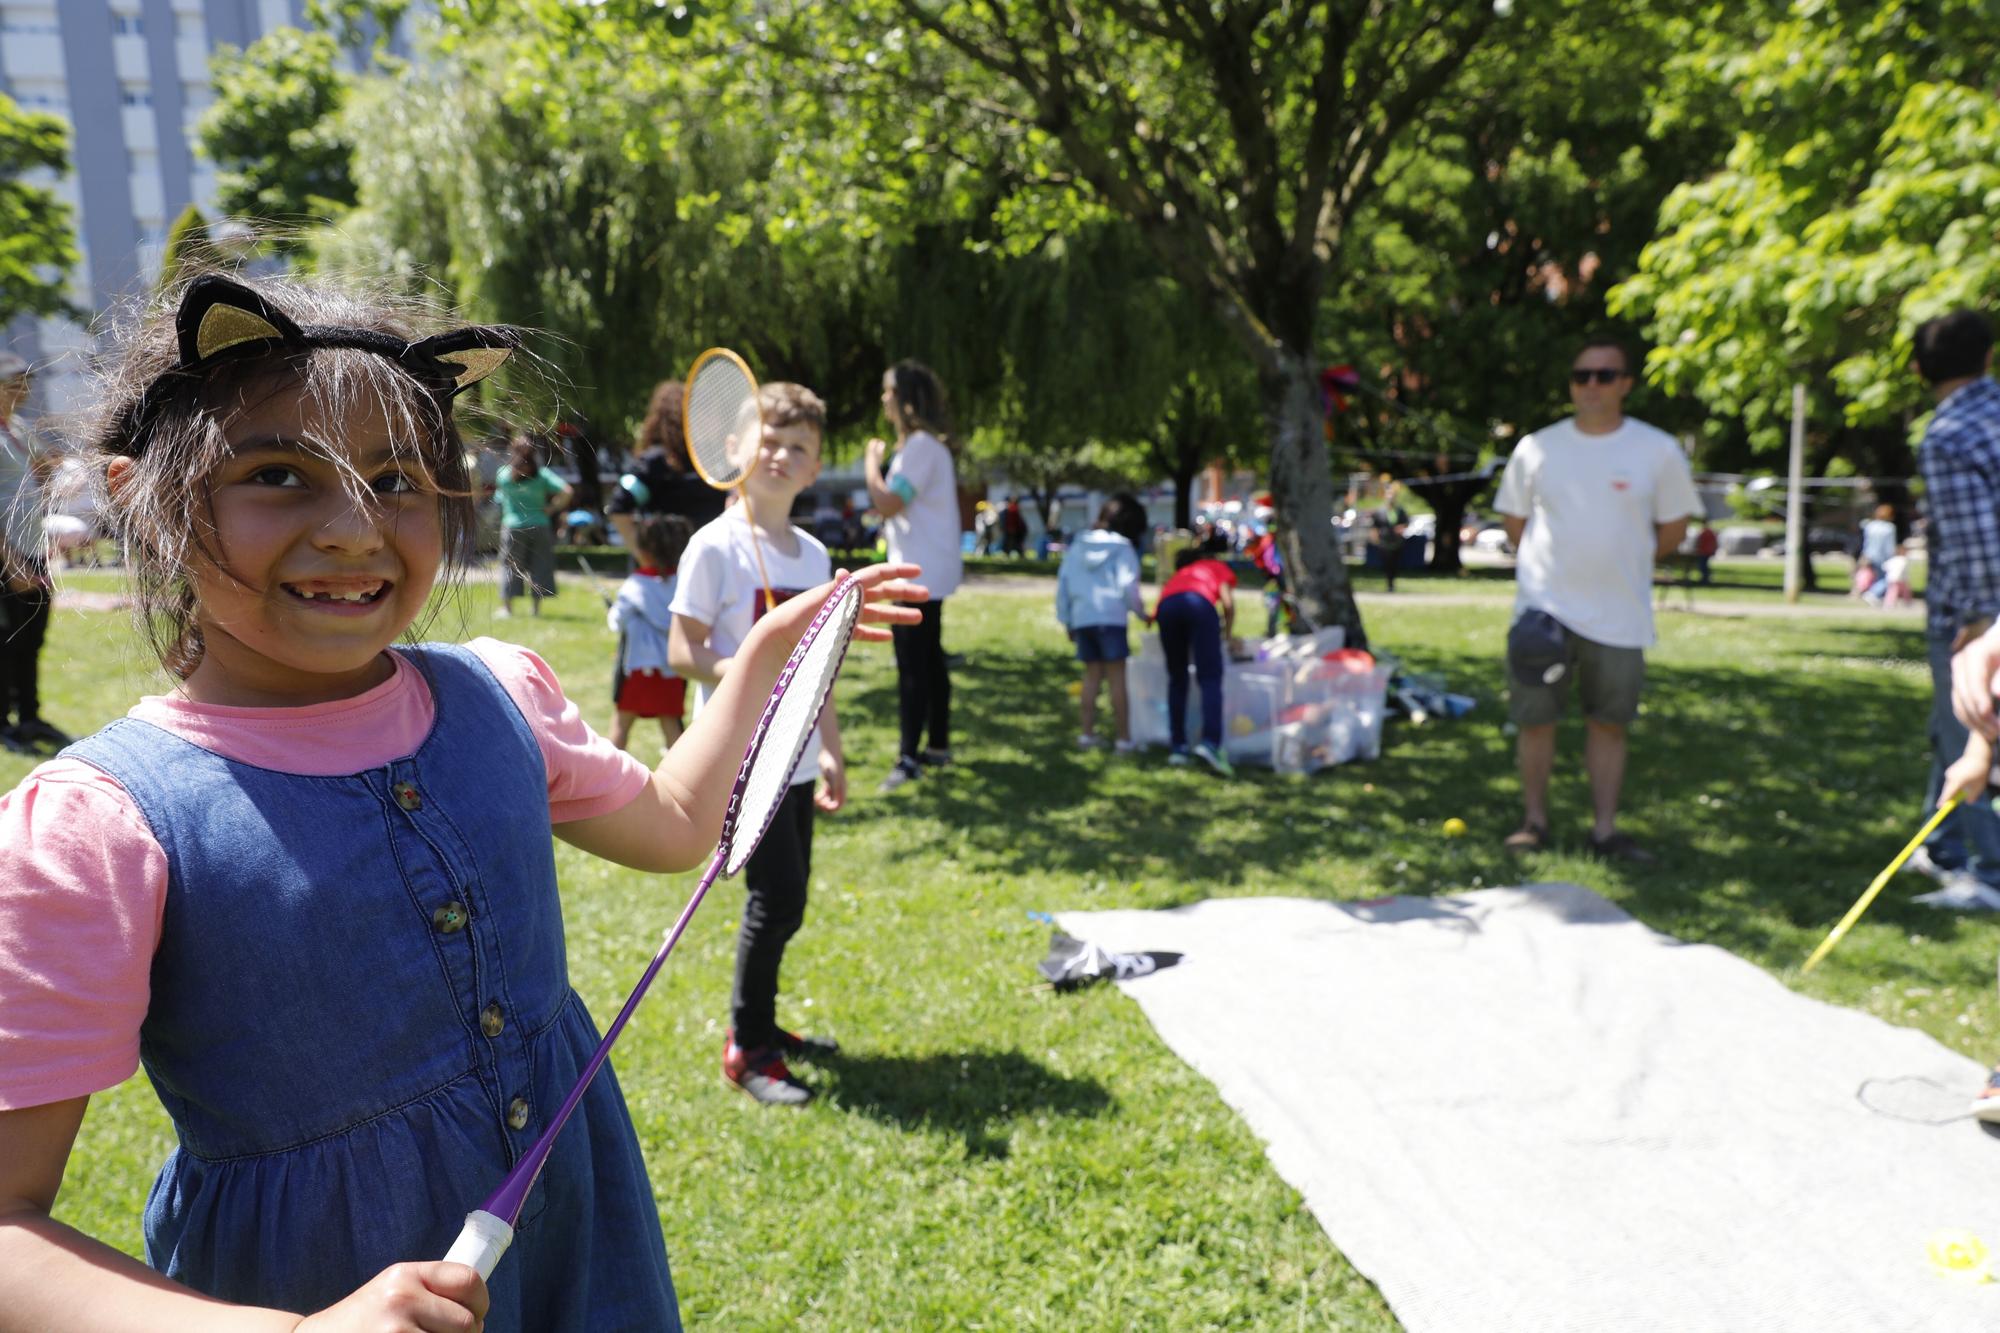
[443,568,910,1278]
[684,347,777,613]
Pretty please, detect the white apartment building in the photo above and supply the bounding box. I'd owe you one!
[0,1,421,415]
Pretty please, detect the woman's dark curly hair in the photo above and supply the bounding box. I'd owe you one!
[635,379,689,469]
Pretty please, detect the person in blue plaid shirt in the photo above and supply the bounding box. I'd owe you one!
[1913,311,2000,904]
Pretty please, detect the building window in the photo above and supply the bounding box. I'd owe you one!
[113,14,145,36]
[120,88,154,109]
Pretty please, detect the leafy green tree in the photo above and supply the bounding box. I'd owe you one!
[0,94,80,324]
[1307,6,1731,571]
[1610,0,2000,475]
[157,204,210,293]
[1144,369,1263,534]
[198,28,359,249]
[758,1,1555,648]
[307,0,413,54]
[322,18,880,442]
[326,8,1226,497]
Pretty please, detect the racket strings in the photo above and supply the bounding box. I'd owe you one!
[685,356,759,488]
[724,582,862,875]
[1855,1076,1979,1125]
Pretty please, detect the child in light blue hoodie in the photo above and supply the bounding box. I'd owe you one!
[1055,493,1148,750]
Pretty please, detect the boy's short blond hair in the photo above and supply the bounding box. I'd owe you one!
[759,382,826,445]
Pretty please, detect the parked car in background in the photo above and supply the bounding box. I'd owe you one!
[1471,523,1514,555]
[1767,527,1856,558]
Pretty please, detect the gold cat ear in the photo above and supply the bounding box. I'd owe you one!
[404,327,522,397]
[434,346,512,390]
[194,304,286,360]
[175,275,305,367]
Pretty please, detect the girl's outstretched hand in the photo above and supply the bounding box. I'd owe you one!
[847,561,927,641]
[293,1261,488,1332]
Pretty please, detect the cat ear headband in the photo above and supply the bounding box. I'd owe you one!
[120,274,521,452]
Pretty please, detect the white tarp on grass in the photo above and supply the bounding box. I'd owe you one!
[1060,885,2000,1333]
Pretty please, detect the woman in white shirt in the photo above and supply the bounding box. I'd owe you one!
[865,361,965,792]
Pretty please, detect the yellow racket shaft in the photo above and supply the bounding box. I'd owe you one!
[738,493,777,615]
[1801,798,1960,974]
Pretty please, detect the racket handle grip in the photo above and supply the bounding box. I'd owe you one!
[443,1209,514,1279]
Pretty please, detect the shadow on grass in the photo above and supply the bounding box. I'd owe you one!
[822,1049,1113,1160]
[836,607,1984,980]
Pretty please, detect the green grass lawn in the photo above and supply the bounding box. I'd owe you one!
[10,566,1994,1329]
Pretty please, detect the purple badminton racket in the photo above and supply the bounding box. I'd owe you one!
[444,570,865,1278]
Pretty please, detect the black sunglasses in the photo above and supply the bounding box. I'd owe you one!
[1570,368,1627,385]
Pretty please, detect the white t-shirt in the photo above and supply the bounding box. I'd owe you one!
[1884,554,1910,585]
[885,430,963,600]
[1494,415,1700,649]
[669,511,832,786]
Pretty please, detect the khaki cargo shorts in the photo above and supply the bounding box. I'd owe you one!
[1506,628,1645,727]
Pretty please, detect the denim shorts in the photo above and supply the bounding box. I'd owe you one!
[1072,624,1130,663]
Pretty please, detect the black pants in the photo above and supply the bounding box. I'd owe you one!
[731,780,816,1050]
[0,579,49,728]
[890,598,950,761]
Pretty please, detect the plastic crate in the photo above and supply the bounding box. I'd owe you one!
[1125,630,1388,770]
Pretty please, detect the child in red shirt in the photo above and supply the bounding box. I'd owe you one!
[609,513,694,751]
[1154,549,1237,774]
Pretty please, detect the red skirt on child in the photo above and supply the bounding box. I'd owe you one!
[616,669,686,721]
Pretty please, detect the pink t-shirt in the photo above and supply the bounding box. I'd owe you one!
[0,640,650,1112]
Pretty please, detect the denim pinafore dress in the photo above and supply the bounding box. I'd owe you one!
[65,644,680,1331]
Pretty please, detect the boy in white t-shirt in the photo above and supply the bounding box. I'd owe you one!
[1494,338,1700,863]
[669,382,844,1106]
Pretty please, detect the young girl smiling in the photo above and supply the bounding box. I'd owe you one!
[0,273,920,1332]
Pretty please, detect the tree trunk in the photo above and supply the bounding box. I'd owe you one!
[1422,476,1498,574]
[1428,487,1469,574]
[1263,349,1366,650]
[566,430,603,511]
[1172,462,1198,531]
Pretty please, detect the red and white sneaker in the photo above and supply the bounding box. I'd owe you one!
[773,1026,839,1061]
[722,1035,814,1106]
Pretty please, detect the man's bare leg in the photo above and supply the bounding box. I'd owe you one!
[1516,722,1556,836]
[1584,720,1628,841]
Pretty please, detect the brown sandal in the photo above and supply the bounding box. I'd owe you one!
[1503,824,1548,853]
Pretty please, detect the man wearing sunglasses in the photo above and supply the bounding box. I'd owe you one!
[1492,339,1700,861]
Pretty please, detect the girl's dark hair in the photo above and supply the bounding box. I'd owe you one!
[1173,547,1203,571]
[78,268,493,677]
[887,360,952,445]
[635,513,694,570]
[636,379,689,469]
[1095,491,1147,545]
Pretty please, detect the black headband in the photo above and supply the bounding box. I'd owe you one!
[120,274,521,454]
